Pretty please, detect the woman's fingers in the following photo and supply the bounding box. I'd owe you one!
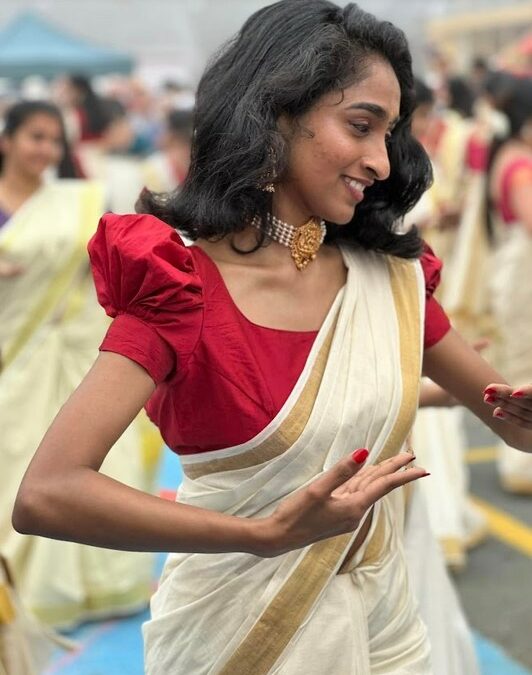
[510,385,532,399]
[484,384,532,426]
[492,407,532,428]
[493,401,532,423]
[309,449,369,498]
[354,453,417,493]
[358,465,429,506]
[335,453,419,496]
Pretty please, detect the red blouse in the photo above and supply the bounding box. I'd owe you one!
[498,157,532,224]
[89,214,450,455]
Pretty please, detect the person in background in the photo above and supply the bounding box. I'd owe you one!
[126,79,163,156]
[0,101,157,630]
[486,77,532,494]
[470,56,491,98]
[142,109,193,193]
[12,2,532,673]
[76,98,145,212]
[408,79,488,571]
[62,75,109,143]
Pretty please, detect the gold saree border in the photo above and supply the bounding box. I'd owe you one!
[218,256,423,675]
[374,257,422,463]
[0,183,102,372]
[182,324,336,479]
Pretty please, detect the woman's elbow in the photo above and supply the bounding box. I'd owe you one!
[12,484,42,534]
[12,478,59,536]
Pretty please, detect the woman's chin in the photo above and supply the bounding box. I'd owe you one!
[325,207,356,226]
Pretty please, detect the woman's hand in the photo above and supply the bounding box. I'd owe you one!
[483,384,532,429]
[260,451,428,556]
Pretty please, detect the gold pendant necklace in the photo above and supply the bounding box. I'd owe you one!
[251,214,326,271]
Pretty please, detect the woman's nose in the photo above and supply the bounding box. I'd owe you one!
[360,138,391,181]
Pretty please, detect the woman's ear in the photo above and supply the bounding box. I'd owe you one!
[276,114,292,136]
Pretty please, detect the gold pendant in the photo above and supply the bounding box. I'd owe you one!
[290,218,324,270]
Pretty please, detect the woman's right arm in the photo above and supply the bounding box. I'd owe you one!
[13,352,426,557]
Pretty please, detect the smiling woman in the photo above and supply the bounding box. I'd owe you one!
[11,2,532,674]
[138,1,431,259]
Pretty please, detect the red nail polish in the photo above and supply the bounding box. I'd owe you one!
[511,391,525,398]
[495,410,506,418]
[484,387,497,396]
[484,394,497,404]
[422,472,431,477]
[352,449,369,463]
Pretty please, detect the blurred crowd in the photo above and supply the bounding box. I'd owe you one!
[0,73,196,668]
[0,74,195,213]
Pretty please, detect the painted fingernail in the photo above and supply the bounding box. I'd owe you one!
[484,387,497,396]
[511,391,525,398]
[494,410,506,419]
[352,449,369,463]
[484,394,497,404]
[422,472,431,477]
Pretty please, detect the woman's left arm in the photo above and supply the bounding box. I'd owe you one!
[423,327,532,452]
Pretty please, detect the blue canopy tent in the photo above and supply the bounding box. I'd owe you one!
[0,13,134,79]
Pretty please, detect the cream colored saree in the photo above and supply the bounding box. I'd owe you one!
[0,181,156,628]
[144,247,436,674]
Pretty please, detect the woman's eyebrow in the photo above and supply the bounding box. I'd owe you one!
[347,102,399,127]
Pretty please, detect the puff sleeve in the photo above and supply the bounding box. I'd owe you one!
[88,213,203,383]
[421,244,451,349]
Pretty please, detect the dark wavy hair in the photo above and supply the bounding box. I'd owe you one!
[447,76,475,119]
[68,75,109,138]
[0,100,80,178]
[139,0,432,259]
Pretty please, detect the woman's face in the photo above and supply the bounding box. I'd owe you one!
[275,57,401,225]
[1,113,64,179]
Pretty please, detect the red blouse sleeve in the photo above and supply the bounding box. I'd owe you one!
[88,213,203,383]
[420,244,451,349]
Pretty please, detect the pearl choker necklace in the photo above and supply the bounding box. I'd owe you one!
[251,214,326,271]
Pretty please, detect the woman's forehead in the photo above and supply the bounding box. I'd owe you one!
[317,61,401,123]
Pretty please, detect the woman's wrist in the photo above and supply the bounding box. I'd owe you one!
[240,515,283,558]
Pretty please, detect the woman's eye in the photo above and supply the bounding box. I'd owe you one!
[351,123,370,135]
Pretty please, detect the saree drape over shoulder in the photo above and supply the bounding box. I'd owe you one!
[0,181,158,629]
[142,247,434,674]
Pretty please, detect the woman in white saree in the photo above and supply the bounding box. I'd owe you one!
[11,3,532,674]
[0,102,155,630]
[486,79,532,494]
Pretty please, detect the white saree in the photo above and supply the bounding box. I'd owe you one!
[0,181,157,629]
[144,248,444,674]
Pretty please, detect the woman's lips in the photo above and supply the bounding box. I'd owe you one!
[342,176,366,203]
